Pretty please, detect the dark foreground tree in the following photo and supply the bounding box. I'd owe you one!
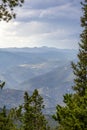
[0,0,24,22]
[0,106,18,130]
[16,89,50,130]
[53,1,87,130]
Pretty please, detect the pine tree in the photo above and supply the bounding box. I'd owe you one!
[0,106,18,130]
[53,0,87,130]
[17,89,50,130]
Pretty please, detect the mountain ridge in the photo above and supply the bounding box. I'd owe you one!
[0,47,77,113]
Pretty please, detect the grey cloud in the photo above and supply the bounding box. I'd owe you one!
[16,0,81,24]
[24,0,65,10]
[24,0,81,10]
[1,0,81,49]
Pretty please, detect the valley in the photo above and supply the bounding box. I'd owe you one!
[0,47,77,113]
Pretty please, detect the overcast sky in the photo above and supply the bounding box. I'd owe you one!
[0,0,82,49]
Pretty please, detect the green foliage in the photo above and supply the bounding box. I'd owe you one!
[16,89,50,130]
[0,81,5,89]
[53,94,87,130]
[0,106,18,130]
[53,1,87,130]
[0,0,24,22]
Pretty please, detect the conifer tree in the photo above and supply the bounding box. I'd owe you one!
[0,106,18,130]
[17,89,50,130]
[53,0,87,130]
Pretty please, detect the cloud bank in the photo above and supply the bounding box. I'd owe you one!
[0,0,81,49]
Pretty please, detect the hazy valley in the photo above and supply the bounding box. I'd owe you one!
[0,47,77,113]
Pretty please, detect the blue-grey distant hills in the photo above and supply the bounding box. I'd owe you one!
[0,47,77,113]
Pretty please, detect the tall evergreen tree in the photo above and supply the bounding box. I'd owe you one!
[53,0,87,130]
[17,89,50,130]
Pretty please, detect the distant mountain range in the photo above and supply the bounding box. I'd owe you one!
[0,47,78,113]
